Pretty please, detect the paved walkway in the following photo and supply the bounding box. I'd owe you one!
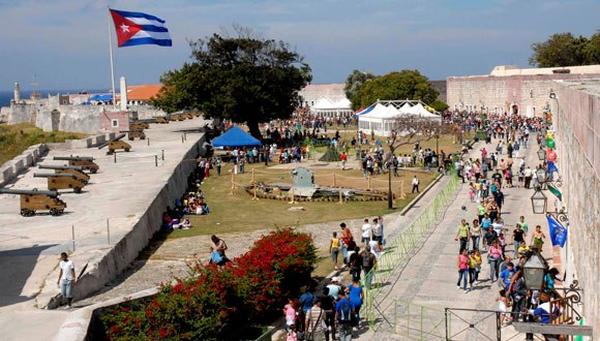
[358,135,556,340]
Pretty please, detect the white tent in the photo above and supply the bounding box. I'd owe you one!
[358,100,441,136]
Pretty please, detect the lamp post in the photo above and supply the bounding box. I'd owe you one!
[522,251,547,289]
[530,186,547,214]
[537,147,546,161]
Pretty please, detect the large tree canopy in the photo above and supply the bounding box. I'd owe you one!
[344,70,375,102]
[349,70,439,110]
[529,32,600,67]
[153,30,312,138]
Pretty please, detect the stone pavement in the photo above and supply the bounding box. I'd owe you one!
[358,135,556,340]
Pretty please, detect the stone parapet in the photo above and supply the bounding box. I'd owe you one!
[554,81,600,340]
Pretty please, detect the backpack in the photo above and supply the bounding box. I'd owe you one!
[337,298,352,323]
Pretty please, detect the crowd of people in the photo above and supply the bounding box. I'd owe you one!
[450,111,564,329]
[283,217,386,341]
[161,158,214,231]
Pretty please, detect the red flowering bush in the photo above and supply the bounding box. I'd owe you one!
[101,228,316,340]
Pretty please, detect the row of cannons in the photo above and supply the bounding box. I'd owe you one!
[99,111,200,154]
[0,156,100,217]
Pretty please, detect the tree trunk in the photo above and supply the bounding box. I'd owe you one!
[247,120,262,140]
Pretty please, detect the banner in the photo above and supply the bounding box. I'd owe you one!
[546,214,567,248]
[547,183,562,201]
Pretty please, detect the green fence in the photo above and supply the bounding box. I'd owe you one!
[361,172,461,329]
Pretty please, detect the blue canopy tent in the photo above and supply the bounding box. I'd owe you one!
[212,126,262,147]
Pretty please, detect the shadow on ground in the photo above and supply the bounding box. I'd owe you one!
[0,244,57,307]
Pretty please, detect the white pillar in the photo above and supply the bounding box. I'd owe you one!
[13,82,21,103]
[119,76,128,111]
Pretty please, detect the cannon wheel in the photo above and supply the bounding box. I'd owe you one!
[49,208,62,216]
[74,187,82,194]
[20,208,33,217]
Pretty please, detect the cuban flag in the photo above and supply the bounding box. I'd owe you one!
[109,9,172,47]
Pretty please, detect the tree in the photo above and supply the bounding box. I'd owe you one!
[384,116,446,208]
[152,29,312,138]
[430,100,449,112]
[351,70,439,110]
[529,33,588,67]
[344,70,375,105]
[583,33,600,65]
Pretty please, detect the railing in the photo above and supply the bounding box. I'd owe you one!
[361,172,461,329]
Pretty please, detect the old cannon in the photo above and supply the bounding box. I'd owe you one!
[38,164,90,185]
[34,173,86,193]
[154,116,168,124]
[53,155,99,174]
[129,121,149,130]
[97,133,131,154]
[0,188,66,216]
[122,129,146,141]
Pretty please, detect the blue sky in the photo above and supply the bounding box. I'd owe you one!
[0,0,599,91]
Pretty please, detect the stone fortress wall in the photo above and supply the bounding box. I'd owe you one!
[0,101,165,134]
[552,80,600,339]
[447,64,600,116]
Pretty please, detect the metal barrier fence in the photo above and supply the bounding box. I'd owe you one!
[361,172,461,329]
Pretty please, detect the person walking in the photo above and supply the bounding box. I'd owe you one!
[470,219,482,251]
[360,219,371,245]
[329,232,341,270]
[348,279,364,331]
[512,225,525,256]
[360,246,377,289]
[454,219,470,252]
[531,225,546,252]
[457,249,470,292]
[488,240,503,282]
[339,223,353,263]
[335,291,353,341]
[57,252,76,308]
[411,175,420,193]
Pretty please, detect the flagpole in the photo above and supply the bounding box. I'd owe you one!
[107,7,117,111]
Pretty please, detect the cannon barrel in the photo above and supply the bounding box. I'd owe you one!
[54,155,94,161]
[0,188,59,197]
[97,133,126,149]
[39,164,84,171]
[33,173,76,178]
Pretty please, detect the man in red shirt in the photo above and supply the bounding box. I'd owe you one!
[340,222,353,263]
[340,152,348,170]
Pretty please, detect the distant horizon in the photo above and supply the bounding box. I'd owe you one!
[1,1,598,90]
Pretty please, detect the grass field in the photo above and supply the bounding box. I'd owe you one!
[0,123,87,165]
[171,163,437,239]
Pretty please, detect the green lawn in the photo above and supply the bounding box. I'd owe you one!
[169,163,437,239]
[0,123,87,165]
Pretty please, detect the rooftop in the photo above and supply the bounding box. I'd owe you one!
[127,84,163,101]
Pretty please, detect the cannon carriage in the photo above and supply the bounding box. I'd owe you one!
[33,173,86,193]
[0,188,67,216]
[53,155,99,174]
[97,133,131,154]
[38,164,90,185]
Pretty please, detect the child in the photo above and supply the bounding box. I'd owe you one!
[283,298,296,332]
[330,232,341,270]
[469,249,482,286]
[497,289,511,326]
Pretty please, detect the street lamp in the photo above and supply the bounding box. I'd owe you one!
[530,187,547,214]
[522,252,547,290]
[535,168,546,183]
[537,148,546,161]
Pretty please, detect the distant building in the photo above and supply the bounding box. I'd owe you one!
[125,84,163,106]
[447,64,600,116]
[298,83,353,117]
